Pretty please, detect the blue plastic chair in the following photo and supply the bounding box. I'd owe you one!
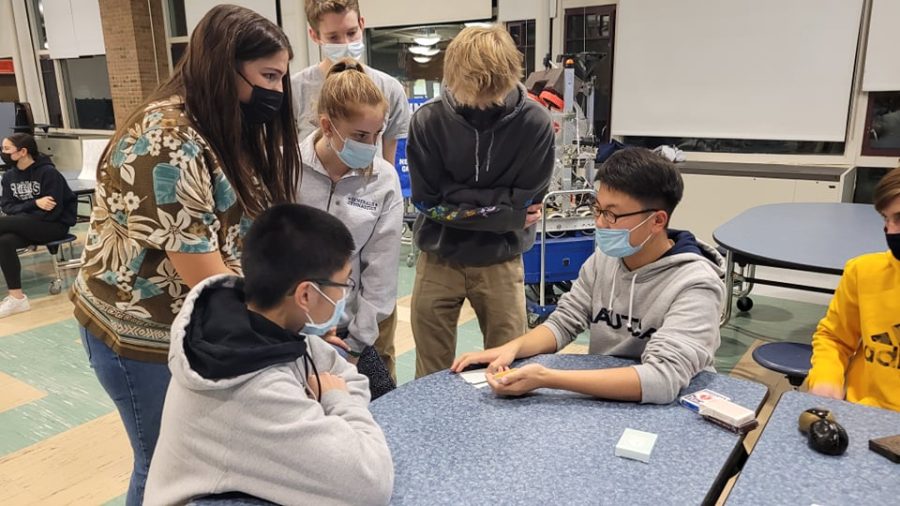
[752,342,813,387]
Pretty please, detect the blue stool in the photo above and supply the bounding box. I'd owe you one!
[41,234,79,294]
[752,342,813,387]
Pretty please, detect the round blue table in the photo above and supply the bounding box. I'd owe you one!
[371,354,768,505]
[713,203,885,324]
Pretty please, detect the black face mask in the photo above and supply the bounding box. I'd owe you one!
[238,72,283,125]
[887,230,900,261]
[0,152,13,166]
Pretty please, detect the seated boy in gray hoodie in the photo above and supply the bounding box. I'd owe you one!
[452,148,725,404]
[144,204,393,506]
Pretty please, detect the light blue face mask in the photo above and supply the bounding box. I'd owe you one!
[301,283,347,336]
[321,40,366,61]
[330,126,378,169]
[595,213,656,258]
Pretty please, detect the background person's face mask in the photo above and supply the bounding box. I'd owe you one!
[322,40,365,61]
[301,283,347,336]
[329,124,378,169]
[594,213,656,258]
[886,229,900,261]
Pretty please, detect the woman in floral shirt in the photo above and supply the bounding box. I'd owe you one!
[70,6,301,504]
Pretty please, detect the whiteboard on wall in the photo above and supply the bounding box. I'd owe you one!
[611,0,864,142]
[360,0,492,28]
[862,0,900,92]
[43,0,80,59]
[185,1,278,34]
[44,0,106,58]
[71,0,106,56]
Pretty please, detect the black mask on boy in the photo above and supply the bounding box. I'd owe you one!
[886,230,900,261]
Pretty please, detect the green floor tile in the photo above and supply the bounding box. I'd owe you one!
[0,319,114,455]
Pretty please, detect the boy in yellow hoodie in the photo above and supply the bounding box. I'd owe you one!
[807,167,900,411]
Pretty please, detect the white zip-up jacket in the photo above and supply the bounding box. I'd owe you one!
[297,133,404,351]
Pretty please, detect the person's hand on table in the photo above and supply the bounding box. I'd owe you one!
[809,383,844,400]
[485,363,548,396]
[36,196,56,211]
[451,342,518,374]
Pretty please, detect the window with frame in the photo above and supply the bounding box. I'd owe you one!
[506,20,536,79]
[60,56,115,130]
[862,91,900,157]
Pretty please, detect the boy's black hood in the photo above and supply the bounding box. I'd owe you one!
[183,277,309,380]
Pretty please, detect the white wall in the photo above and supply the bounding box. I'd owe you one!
[0,0,16,59]
[280,0,311,69]
[498,0,552,78]
[360,0,492,28]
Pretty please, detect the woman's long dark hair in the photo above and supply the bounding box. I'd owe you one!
[103,4,300,217]
[5,133,44,160]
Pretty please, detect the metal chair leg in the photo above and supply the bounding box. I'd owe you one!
[720,250,735,327]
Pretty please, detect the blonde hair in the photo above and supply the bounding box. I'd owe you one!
[874,166,900,213]
[444,25,523,107]
[305,0,360,31]
[318,58,388,121]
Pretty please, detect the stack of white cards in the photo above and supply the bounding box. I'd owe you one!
[459,368,490,388]
[615,428,658,463]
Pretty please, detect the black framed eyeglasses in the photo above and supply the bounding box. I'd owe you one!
[286,277,357,297]
[310,278,356,291]
[590,202,658,224]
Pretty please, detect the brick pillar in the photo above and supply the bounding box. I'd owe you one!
[98,0,169,129]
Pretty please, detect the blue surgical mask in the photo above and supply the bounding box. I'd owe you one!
[330,126,378,169]
[301,283,347,336]
[595,213,656,258]
[322,40,366,61]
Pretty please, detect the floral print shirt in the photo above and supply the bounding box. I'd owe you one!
[71,96,250,362]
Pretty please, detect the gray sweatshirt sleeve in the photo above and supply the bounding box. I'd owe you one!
[222,340,392,505]
[383,77,410,140]
[543,255,598,351]
[632,279,724,404]
[346,177,404,351]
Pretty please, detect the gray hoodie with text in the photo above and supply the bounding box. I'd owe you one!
[544,231,726,404]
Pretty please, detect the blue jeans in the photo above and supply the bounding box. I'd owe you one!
[80,327,171,506]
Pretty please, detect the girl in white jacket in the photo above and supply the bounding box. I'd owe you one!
[296,58,403,388]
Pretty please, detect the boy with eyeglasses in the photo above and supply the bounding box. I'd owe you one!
[145,204,392,506]
[452,148,726,404]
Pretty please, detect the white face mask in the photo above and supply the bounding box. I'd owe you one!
[321,40,365,61]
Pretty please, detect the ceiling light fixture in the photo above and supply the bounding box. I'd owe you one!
[413,34,441,46]
[413,56,432,64]
[409,45,440,57]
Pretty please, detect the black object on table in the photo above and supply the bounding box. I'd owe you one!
[727,391,900,504]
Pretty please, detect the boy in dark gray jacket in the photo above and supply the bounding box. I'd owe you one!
[452,149,725,404]
[408,25,555,378]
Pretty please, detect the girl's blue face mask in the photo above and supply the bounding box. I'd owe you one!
[594,213,656,258]
[330,124,378,170]
[301,283,347,336]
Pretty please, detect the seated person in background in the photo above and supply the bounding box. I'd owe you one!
[144,204,393,506]
[0,133,77,318]
[807,167,900,412]
[452,148,725,404]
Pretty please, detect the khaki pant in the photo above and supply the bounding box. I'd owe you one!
[411,252,526,378]
[374,308,397,383]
